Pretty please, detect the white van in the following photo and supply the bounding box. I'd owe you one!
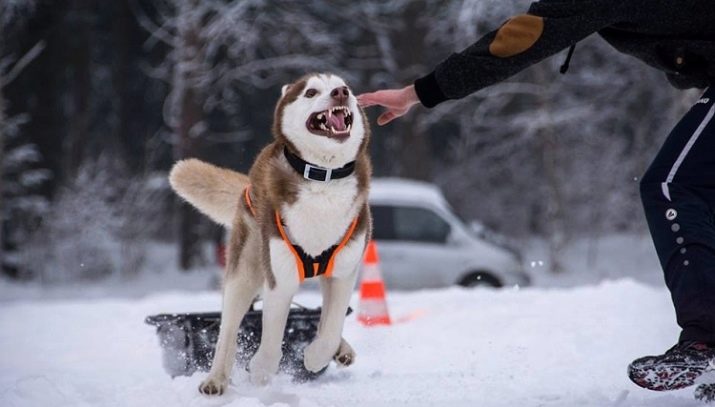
[369,178,529,290]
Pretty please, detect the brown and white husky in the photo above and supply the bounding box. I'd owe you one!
[169,73,372,395]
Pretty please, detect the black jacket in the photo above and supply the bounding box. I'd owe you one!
[414,0,715,108]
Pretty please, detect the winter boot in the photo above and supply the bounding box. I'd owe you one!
[628,341,715,391]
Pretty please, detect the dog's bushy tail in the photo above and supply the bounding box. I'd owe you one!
[169,159,249,227]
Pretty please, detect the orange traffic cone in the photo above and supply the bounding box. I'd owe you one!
[357,241,391,326]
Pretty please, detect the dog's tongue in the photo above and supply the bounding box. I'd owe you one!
[328,110,347,132]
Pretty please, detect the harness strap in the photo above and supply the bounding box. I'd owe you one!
[560,43,577,74]
[274,212,359,283]
[274,211,307,282]
[243,185,257,217]
[325,217,359,278]
[243,184,359,283]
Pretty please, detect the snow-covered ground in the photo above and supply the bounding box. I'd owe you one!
[2,234,707,407]
[0,280,707,407]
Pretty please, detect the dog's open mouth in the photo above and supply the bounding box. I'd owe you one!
[306,106,353,141]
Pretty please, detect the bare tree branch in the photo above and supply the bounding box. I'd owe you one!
[2,41,45,86]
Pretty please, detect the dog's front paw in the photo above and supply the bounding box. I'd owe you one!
[333,338,356,367]
[304,338,338,373]
[198,374,227,396]
[248,350,280,386]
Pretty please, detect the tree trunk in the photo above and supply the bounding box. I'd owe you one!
[0,85,6,273]
[540,126,566,274]
[64,0,92,177]
[112,0,131,165]
[394,0,431,181]
[173,1,204,271]
[534,67,566,274]
[398,115,432,180]
[176,86,203,271]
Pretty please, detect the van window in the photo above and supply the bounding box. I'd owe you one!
[393,206,451,243]
[370,204,451,243]
[370,205,396,240]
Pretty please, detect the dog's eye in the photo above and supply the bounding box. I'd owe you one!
[304,89,318,98]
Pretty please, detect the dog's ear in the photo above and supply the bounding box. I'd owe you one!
[281,84,291,97]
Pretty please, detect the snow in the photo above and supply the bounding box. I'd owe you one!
[0,243,219,302]
[525,233,664,288]
[1,234,705,406]
[0,279,705,407]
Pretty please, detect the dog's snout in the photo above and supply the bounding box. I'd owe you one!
[330,86,349,103]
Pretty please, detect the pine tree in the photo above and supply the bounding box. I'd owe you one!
[1,1,47,277]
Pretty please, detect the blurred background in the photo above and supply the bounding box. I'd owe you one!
[0,0,702,293]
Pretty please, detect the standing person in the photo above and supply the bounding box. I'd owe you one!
[358,0,715,392]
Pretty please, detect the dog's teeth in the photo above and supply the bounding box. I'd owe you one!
[317,113,324,120]
[347,124,351,132]
[331,126,349,135]
[320,123,328,131]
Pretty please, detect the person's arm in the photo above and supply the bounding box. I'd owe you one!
[357,85,420,126]
[415,0,627,107]
[359,0,629,125]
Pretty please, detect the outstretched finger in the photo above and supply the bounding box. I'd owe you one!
[377,110,397,126]
[356,93,379,108]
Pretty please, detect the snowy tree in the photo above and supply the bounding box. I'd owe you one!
[416,0,695,272]
[0,0,48,277]
[20,158,168,282]
[132,0,350,269]
[345,0,444,179]
[1,114,51,277]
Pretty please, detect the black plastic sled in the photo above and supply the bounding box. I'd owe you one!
[145,304,351,382]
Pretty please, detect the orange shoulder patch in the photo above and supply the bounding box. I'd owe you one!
[489,14,544,58]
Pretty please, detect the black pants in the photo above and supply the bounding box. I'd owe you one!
[640,87,715,344]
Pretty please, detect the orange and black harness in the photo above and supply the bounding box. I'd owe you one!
[242,149,360,283]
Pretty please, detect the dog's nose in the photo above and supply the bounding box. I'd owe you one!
[330,86,349,104]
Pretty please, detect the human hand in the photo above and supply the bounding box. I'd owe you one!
[357,85,420,126]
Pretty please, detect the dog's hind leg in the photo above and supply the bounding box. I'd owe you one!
[199,235,262,396]
[333,337,356,367]
[304,268,359,372]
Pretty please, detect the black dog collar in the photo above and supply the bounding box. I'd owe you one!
[283,148,355,182]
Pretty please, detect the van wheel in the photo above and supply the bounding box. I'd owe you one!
[458,272,502,288]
